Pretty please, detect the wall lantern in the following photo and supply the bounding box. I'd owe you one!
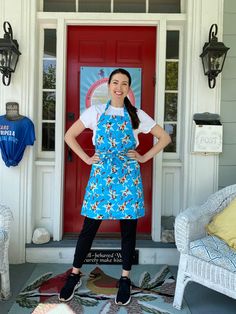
[0,21,21,86]
[200,24,230,89]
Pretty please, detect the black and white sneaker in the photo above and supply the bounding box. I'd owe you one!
[115,276,132,306]
[59,273,82,302]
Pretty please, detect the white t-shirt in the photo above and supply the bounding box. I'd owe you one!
[80,104,156,147]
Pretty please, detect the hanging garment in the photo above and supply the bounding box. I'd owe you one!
[0,116,35,167]
[81,101,145,220]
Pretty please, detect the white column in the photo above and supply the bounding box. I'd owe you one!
[0,0,37,263]
[183,0,224,208]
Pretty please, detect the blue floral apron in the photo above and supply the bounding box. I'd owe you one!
[81,101,145,220]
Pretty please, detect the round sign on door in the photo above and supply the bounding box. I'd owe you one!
[80,66,142,113]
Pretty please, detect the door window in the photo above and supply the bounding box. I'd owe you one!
[114,0,146,13]
[40,0,181,13]
[79,0,110,12]
[149,0,180,13]
[164,30,180,154]
[41,29,56,153]
[43,0,76,12]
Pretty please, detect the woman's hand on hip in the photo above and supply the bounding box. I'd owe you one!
[127,150,146,163]
[86,153,100,165]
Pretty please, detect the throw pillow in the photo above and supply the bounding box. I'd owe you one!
[206,197,236,250]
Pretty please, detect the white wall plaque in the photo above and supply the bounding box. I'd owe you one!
[192,123,223,153]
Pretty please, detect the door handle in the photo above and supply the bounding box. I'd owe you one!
[68,148,73,162]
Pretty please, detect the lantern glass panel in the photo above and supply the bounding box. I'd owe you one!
[202,54,210,75]
[4,50,12,71]
[209,53,225,72]
[0,51,8,70]
[9,51,19,72]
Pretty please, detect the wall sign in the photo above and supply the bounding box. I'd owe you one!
[192,125,223,153]
[192,113,223,153]
[80,67,142,114]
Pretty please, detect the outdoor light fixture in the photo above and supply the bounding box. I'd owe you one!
[0,21,21,86]
[200,24,230,89]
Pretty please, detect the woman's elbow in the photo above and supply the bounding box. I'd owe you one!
[64,130,72,144]
[167,133,172,145]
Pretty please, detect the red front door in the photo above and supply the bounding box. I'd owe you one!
[64,26,156,235]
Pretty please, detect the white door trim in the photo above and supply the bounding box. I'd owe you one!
[47,13,186,241]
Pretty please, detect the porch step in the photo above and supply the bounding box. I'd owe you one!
[26,239,179,265]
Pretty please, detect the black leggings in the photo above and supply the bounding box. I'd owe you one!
[73,217,138,271]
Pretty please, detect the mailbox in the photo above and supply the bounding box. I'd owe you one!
[192,112,223,153]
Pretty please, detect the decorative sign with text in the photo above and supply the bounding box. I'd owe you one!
[80,66,142,114]
[84,249,139,265]
[192,124,223,153]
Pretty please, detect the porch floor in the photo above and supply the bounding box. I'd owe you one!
[1,263,236,314]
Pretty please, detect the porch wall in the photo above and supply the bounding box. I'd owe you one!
[0,0,227,264]
[0,0,37,263]
[219,0,236,188]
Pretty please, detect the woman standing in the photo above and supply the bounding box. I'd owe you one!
[59,68,171,305]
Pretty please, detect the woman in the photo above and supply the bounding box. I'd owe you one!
[59,68,171,305]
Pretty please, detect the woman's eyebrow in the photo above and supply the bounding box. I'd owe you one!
[111,79,129,83]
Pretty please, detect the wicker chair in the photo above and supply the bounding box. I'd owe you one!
[0,204,13,300]
[173,184,236,310]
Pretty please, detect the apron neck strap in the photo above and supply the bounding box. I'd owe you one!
[105,100,110,111]
[105,100,128,113]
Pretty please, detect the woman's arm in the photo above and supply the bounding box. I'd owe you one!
[127,124,171,163]
[64,119,100,165]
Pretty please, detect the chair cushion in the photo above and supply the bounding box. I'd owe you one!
[190,235,236,272]
[206,197,236,250]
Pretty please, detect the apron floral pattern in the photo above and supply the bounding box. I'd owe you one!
[81,101,145,220]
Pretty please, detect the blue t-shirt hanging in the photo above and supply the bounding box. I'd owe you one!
[0,115,36,167]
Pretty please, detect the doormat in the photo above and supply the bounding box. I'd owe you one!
[9,264,191,314]
[84,249,139,264]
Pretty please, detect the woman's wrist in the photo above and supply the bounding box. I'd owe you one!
[140,154,148,163]
[82,155,90,164]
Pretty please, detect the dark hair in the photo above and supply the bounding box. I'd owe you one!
[108,68,140,129]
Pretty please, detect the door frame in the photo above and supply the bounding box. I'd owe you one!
[41,13,186,242]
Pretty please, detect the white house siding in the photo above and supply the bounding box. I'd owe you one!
[219,0,236,189]
[0,0,37,263]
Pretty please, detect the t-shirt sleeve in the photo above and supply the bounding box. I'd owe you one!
[79,106,97,130]
[137,109,156,134]
[25,119,36,145]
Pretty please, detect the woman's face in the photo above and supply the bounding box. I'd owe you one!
[108,73,130,103]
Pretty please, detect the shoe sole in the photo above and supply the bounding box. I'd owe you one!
[115,296,131,306]
[58,279,82,302]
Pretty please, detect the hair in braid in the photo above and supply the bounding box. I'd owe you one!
[108,68,140,129]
